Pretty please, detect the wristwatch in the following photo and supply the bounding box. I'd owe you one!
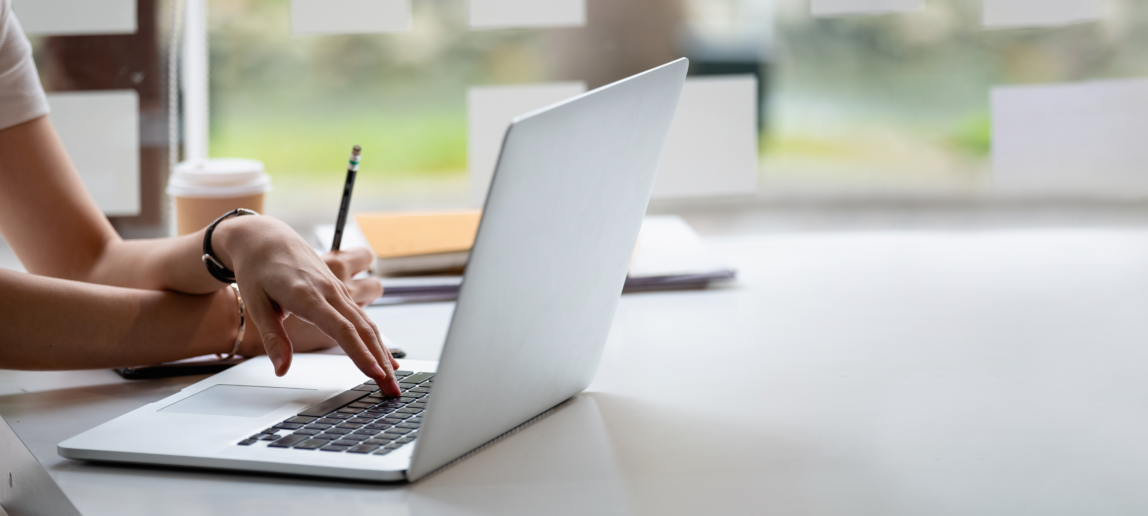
[202,208,258,283]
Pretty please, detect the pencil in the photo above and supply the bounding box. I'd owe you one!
[331,145,361,252]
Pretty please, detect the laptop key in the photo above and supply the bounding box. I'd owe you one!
[352,428,380,436]
[305,423,333,431]
[297,390,371,418]
[410,387,432,394]
[324,427,352,435]
[336,423,363,430]
[364,439,389,445]
[268,434,309,448]
[259,434,279,441]
[274,422,304,430]
[396,408,422,414]
[364,379,377,385]
[396,436,415,443]
[402,372,435,384]
[238,439,257,446]
[396,422,419,429]
[386,427,412,435]
[312,434,338,440]
[349,444,380,454]
[294,429,321,436]
[287,416,317,424]
[394,370,413,377]
[407,403,426,409]
[320,446,348,452]
[347,417,373,424]
[294,439,326,450]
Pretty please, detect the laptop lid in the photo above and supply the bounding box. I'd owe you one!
[408,58,689,480]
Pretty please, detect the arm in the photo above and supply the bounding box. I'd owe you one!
[0,117,398,394]
[0,115,236,293]
[0,268,238,370]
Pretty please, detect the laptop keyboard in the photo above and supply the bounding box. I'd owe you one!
[236,370,431,456]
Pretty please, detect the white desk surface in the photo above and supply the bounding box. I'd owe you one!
[4,229,1148,515]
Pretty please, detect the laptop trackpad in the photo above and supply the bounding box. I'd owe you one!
[159,385,317,418]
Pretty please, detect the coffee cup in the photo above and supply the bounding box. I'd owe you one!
[167,158,272,235]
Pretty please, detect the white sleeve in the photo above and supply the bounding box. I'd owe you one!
[0,0,48,131]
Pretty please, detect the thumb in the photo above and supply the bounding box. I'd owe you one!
[246,292,294,376]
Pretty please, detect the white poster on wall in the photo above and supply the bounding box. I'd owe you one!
[13,0,136,36]
[651,76,759,200]
[291,0,411,35]
[470,0,585,29]
[983,0,1104,29]
[992,78,1148,196]
[47,90,140,216]
[811,0,924,17]
[467,82,587,207]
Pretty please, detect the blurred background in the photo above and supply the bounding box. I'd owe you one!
[16,0,1148,247]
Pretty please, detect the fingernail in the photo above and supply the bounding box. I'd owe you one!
[268,346,284,374]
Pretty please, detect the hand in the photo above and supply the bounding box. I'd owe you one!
[320,247,384,307]
[238,248,384,355]
[214,216,400,396]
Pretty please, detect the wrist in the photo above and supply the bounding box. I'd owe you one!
[210,212,274,272]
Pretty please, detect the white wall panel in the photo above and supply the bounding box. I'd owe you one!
[467,82,586,207]
[651,76,759,200]
[13,0,135,36]
[983,0,1104,29]
[992,78,1148,196]
[47,90,140,216]
[811,0,923,17]
[291,0,411,35]
[470,0,585,29]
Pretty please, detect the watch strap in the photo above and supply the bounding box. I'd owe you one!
[202,208,258,284]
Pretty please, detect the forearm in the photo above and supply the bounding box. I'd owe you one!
[85,229,226,294]
[0,269,236,370]
[85,215,304,294]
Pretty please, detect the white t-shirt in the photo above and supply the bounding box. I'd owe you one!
[0,0,48,131]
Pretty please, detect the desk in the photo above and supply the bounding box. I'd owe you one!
[4,229,1148,515]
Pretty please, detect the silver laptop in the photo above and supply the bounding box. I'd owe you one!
[58,58,688,482]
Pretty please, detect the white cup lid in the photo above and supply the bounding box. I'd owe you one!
[167,158,272,198]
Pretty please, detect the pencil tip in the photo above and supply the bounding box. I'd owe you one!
[352,145,361,155]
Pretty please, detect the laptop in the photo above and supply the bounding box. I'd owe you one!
[58,58,689,482]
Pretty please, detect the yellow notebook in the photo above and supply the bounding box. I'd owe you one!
[355,210,482,275]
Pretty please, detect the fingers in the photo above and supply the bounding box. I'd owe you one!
[335,296,401,396]
[322,247,375,281]
[348,277,384,306]
[298,293,399,396]
[245,290,293,376]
